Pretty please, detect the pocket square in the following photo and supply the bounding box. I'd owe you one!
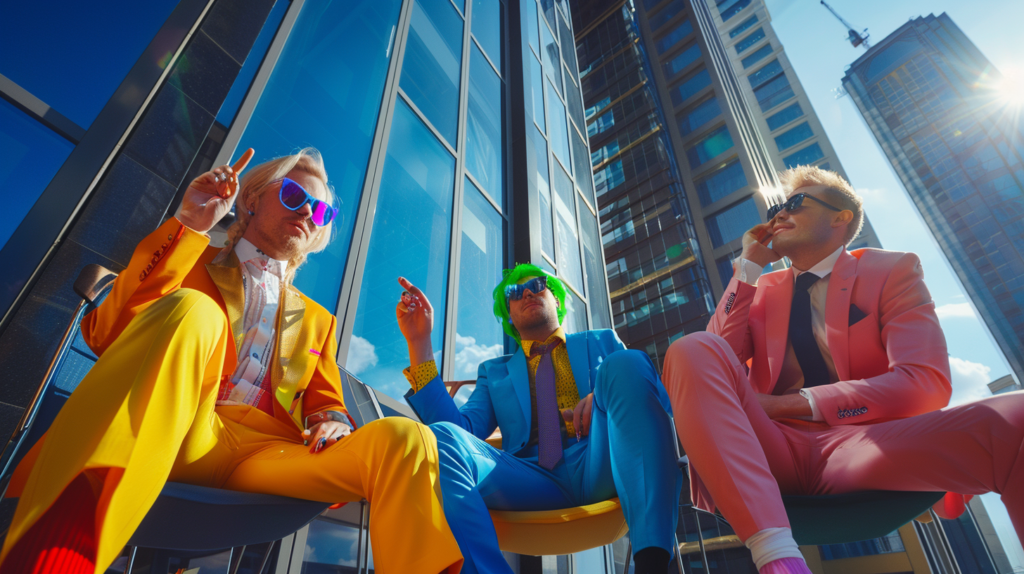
[849,304,868,326]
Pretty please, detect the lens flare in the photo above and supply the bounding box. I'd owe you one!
[996,66,1024,107]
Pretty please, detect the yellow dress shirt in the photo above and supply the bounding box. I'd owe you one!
[403,328,583,436]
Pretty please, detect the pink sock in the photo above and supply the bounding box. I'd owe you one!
[759,557,812,574]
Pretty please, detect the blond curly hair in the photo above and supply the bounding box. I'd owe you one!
[222,147,336,284]
[778,165,864,245]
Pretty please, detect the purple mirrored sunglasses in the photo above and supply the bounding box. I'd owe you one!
[279,178,337,227]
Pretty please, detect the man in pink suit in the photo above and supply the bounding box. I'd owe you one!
[663,165,1024,574]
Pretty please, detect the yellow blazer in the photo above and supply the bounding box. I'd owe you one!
[82,217,347,431]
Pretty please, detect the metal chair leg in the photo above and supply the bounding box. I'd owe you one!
[228,545,247,574]
[256,540,278,574]
[673,533,685,574]
[124,547,138,574]
[622,540,632,574]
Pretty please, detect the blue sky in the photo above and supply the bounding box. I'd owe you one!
[762,0,1024,564]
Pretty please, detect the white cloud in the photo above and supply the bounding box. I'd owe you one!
[854,187,892,207]
[936,302,976,319]
[453,333,504,381]
[948,356,994,407]
[346,336,378,375]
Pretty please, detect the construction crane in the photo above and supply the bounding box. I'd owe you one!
[820,0,870,49]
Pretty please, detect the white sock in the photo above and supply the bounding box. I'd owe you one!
[746,527,804,569]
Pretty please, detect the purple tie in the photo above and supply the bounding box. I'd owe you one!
[530,340,564,470]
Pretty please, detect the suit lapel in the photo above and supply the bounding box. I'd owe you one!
[508,348,531,431]
[205,252,246,355]
[825,250,857,381]
[765,268,794,390]
[273,286,307,419]
[566,333,591,399]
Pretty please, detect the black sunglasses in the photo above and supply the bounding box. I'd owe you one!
[766,193,844,220]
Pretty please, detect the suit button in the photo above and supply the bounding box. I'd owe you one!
[161,243,169,249]
[168,234,174,241]
[288,410,294,414]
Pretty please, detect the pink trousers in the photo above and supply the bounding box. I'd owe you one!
[663,332,1024,541]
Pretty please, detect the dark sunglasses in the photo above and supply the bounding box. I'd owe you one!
[279,178,337,227]
[766,193,843,220]
[505,276,548,301]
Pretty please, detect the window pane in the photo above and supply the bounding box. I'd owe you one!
[671,68,711,105]
[349,99,456,402]
[783,142,825,168]
[656,19,693,54]
[664,43,702,77]
[686,125,734,168]
[572,128,596,206]
[729,14,758,37]
[748,59,783,88]
[720,0,751,21]
[217,0,289,127]
[587,109,615,137]
[765,102,803,131]
[586,96,610,120]
[553,163,584,292]
[455,178,505,379]
[529,126,556,258]
[401,0,464,145]
[0,99,74,251]
[735,28,766,54]
[696,159,747,206]
[753,73,794,112]
[774,121,813,151]
[563,65,586,129]
[563,287,588,334]
[237,0,402,308]
[648,0,684,31]
[1,0,181,128]
[741,43,773,69]
[706,197,760,247]
[466,44,505,206]
[594,160,625,198]
[546,80,571,168]
[678,96,722,136]
[303,519,361,569]
[472,0,503,73]
[716,256,736,283]
[558,11,578,81]
[541,19,562,95]
[526,0,540,55]
[529,54,546,132]
[579,210,612,329]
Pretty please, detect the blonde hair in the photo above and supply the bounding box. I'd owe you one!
[778,165,864,245]
[223,147,336,284]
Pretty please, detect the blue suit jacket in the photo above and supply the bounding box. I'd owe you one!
[405,329,627,456]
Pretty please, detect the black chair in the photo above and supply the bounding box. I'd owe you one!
[0,265,331,574]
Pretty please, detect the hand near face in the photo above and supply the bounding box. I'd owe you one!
[740,222,783,269]
[178,148,255,233]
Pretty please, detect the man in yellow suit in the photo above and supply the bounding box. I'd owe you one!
[0,148,463,574]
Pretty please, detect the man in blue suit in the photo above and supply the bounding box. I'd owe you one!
[396,264,682,574]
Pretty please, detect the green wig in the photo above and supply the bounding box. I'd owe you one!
[492,263,567,344]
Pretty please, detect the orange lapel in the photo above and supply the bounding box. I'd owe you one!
[825,249,858,382]
[765,268,794,391]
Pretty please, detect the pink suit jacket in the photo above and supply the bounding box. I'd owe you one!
[692,248,952,508]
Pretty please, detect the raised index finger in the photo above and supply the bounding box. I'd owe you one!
[232,148,255,174]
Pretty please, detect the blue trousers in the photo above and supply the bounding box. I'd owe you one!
[432,350,682,574]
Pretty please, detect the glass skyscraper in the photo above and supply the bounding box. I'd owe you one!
[842,13,1024,387]
[0,0,616,570]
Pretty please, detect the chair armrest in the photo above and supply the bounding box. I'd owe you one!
[73,264,117,304]
[446,380,475,399]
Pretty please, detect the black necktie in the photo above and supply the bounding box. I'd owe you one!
[790,273,830,388]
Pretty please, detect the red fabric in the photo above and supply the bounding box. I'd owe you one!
[0,474,96,574]
[760,557,812,574]
[255,367,275,416]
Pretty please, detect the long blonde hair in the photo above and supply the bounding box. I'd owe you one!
[222,147,336,284]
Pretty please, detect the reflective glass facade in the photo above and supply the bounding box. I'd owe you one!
[572,0,715,370]
[843,13,1024,385]
[0,0,614,569]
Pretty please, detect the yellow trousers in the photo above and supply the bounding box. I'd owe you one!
[1,290,462,574]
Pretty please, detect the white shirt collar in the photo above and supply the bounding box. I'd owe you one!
[794,246,844,280]
[234,238,287,278]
